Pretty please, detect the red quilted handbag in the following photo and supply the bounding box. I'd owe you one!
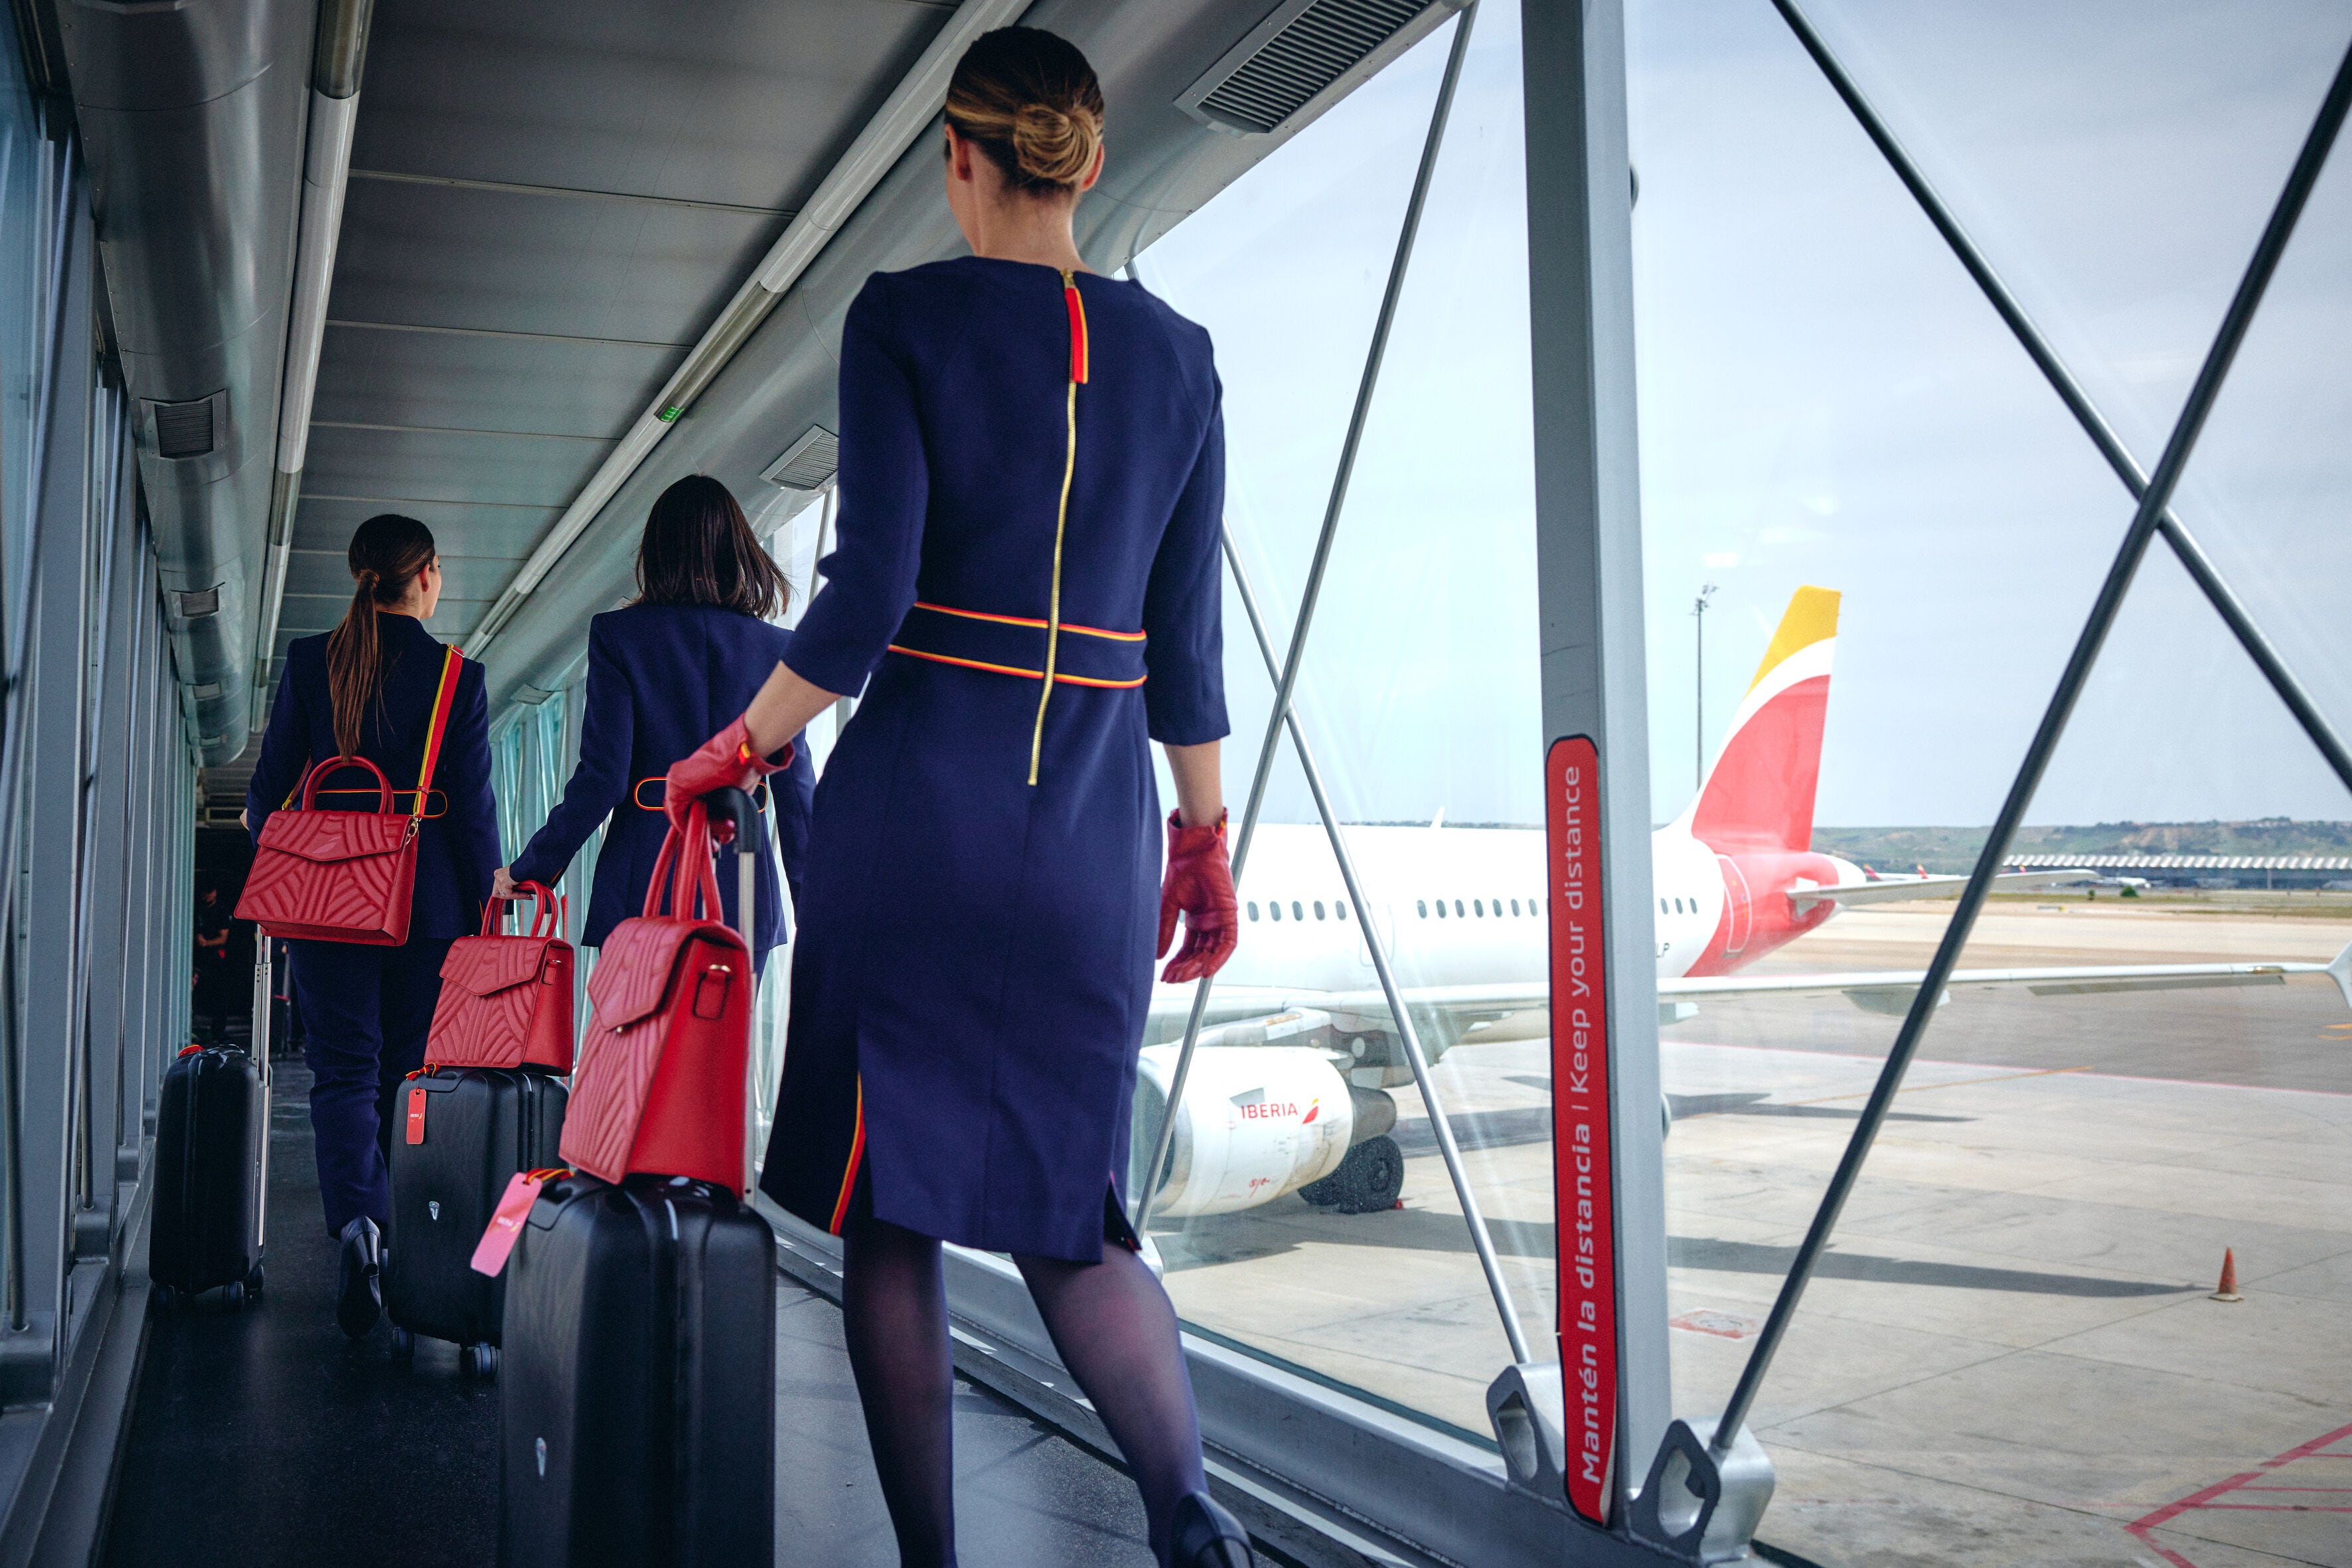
[237,647,461,946]
[560,803,753,1193]
[425,880,576,1071]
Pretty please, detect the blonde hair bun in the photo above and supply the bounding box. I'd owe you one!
[947,27,1105,195]
[1010,102,1099,187]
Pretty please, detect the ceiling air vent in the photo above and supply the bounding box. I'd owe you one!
[760,426,838,493]
[148,391,228,459]
[1180,0,1439,137]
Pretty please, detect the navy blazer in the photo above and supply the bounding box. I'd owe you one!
[246,614,502,940]
[509,604,814,951]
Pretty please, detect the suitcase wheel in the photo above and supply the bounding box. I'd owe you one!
[462,1342,498,1380]
[150,1284,175,1314]
[224,1281,246,1309]
[390,1326,416,1360]
[245,1262,266,1297]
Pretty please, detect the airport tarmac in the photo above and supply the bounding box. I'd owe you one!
[1149,900,2352,1567]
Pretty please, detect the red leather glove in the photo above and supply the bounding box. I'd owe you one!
[663,716,793,842]
[1158,809,1238,984]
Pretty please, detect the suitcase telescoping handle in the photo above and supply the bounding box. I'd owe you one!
[702,787,757,946]
[250,936,273,1257]
[703,785,759,1196]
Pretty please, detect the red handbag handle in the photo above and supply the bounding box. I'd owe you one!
[481,880,560,939]
[641,803,722,923]
[299,754,392,813]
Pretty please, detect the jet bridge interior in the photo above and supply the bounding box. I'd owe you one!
[1,0,2348,1565]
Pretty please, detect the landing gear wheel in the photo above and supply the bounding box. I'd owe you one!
[1300,1135,1405,1215]
[245,1262,266,1298]
[463,1342,499,1380]
[390,1326,416,1360]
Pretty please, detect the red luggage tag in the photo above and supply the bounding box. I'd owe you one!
[405,1083,428,1144]
[471,1168,564,1278]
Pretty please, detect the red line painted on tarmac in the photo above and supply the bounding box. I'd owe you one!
[2124,1421,2352,1565]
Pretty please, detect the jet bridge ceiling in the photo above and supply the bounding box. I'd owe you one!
[202,0,1466,809]
[204,0,954,806]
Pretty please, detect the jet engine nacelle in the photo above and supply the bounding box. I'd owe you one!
[1130,1046,1354,1218]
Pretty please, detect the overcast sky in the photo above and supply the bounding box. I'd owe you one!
[1140,0,2352,830]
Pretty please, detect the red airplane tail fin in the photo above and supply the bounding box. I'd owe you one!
[1687,588,1839,854]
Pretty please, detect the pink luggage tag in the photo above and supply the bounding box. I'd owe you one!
[471,1168,565,1277]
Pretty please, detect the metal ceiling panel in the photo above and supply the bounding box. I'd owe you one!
[351,0,952,210]
[292,495,564,561]
[326,175,783,343]
[311,321,683,438]
[283,549,518,604]
[301,423,613,510]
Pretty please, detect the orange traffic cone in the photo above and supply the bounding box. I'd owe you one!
[2210,1248,2242,1302]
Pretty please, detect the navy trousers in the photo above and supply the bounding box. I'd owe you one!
[288,937,453,1237]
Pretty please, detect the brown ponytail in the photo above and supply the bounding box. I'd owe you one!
[325,513,437,757]
[945,28,1104,195]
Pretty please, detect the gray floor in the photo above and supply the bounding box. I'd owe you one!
[103,1062,1156,1567]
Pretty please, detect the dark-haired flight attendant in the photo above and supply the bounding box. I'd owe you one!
[495,474,814,959]
[246,514,500,1338]
[665,27,1249,1568]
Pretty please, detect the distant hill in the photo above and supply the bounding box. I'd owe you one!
[1812,820,2352,874]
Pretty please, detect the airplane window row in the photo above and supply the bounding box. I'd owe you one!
[1659,897,1693,915]
[1243,900,1352,923]
[1413,897,1539,919]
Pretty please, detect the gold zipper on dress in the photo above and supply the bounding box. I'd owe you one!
[1028,268,1088,786]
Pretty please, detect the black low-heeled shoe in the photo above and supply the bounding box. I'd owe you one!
[1168,1492,1253,1568]
[336,1215,383,1339]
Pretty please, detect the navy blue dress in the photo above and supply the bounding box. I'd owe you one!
[761,258,1227,1263]
[246,613,502,1235]
[508,603,816,952]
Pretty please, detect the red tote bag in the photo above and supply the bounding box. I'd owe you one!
[237,647,462,946]
[425,880,576,1071]
[559,804,753,1194]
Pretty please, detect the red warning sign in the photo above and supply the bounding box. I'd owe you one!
[1546,736,1616,1525]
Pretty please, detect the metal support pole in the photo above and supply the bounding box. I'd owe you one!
[1133,3,1479,1237]
[1222,527,1532,1363]
[1768,0,2352,797]
[1712,36,2352,1451]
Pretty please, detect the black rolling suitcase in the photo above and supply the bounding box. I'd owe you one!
[150,941,274,1309]
[385,1065,566,1372]
[495,786,771,1568]
[497,1174,775,1567]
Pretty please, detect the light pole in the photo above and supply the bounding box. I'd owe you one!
[1693,584,1717,790]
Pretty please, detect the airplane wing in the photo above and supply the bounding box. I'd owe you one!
[1786,868,2098,912]
[1146,940,2352,1042]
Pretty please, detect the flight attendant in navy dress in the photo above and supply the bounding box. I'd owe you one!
[493,475,815,964]
[246,514,501,1338]
[664,29,1248,1568]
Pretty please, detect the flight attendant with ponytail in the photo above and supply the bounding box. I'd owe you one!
[665,28,1250,1568]
[245,515,500,1338]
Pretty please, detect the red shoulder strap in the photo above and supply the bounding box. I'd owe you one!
[412,647,463,823]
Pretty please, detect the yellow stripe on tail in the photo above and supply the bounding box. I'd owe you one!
[1747,586,1841,694]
